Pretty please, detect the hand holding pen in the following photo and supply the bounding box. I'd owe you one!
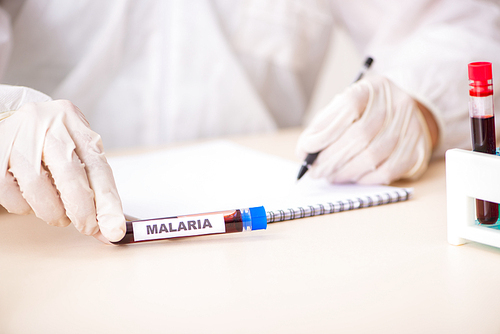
[296,57,433,185]
[297,57,373,180]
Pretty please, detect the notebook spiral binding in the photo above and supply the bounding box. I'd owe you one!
[266,188,412,223]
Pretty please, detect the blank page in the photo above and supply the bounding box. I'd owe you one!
[107,140,411,219]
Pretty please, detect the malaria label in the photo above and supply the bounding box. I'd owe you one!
[132,214,226,241]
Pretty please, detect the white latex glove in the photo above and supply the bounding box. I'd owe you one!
[297,75,433,185]
[0,85,126,242]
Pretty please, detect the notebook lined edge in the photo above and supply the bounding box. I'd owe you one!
[266,187,413,223]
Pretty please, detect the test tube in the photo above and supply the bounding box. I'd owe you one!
[468,62,499,224]
[112,206,267,244]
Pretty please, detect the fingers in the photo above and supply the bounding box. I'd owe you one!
[9,149,71,227]
[42,128,99,236]
[0,170,32,215]
[5,103,70,227]
[93,231,113,245]
[297,81,371,156]
[305,81,387,180]
[41,100,125,241]
[327,99,404,183]
[325,138,395,184]
[0,123,32,214]
[357,137,416,185]
[60,101,126,242]
[358,113,431,185]
[1,100,125,242]
[308,92,385,179]
[299,75,433,185]
[72,132,126,242]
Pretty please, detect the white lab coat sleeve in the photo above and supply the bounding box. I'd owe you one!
[331,0,500,157]
[0,6,51,118]
[0,6,11,82]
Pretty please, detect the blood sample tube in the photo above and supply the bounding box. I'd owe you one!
[112,206,267,244]
[468,62,499,224]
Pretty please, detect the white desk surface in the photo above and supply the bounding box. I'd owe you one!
[2,128,500,334]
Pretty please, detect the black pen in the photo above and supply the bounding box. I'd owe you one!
[296,56,374,181]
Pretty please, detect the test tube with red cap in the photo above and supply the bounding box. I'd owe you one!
[468,62,499,224]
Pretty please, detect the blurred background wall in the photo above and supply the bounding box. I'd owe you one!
[305,27,361,124]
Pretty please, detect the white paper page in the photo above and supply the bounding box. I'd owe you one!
[107,140,410,219]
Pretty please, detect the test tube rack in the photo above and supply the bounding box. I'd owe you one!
[446,148,500,247]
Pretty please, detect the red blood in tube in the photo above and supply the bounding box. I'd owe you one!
[471,116,496,154]
[476,198,499,225]
[470,116,498,224]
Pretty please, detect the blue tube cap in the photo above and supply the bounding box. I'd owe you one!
[250,206,267,230]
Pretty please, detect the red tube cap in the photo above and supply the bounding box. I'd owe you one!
[469,62,493,96]
[469,62,492,81]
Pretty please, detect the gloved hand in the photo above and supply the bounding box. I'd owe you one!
[297,75,433,185]
[0,85,126,242]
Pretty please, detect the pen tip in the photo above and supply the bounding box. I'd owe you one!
[296,167,307,181]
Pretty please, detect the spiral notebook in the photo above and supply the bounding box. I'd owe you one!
[107,140,413,222]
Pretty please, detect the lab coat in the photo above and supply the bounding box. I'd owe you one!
[0,0,499,155]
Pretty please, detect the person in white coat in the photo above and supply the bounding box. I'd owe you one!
[0,0,499,243]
